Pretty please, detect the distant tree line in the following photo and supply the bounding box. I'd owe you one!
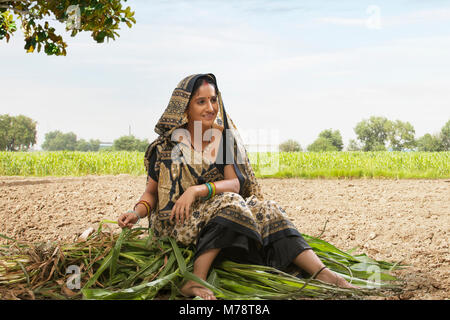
[1,114,449,152]
[0,114,37,151]
[41,131,101,151]
[279,117,450,152]
[41,131,149,152]
[0,114,149,152]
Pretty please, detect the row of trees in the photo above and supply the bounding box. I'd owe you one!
[279,117,450,152]
[1,114,449,152]
[0,114,37,151]
[41,131,149,152]
[0,114,150,152]
[42,131,101,152]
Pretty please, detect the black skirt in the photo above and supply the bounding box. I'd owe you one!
[194,219,313,276]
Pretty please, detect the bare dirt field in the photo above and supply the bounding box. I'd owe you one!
[1,175,448,300]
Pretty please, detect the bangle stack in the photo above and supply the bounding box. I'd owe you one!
[201,182,216,201]
[133,199,152,217]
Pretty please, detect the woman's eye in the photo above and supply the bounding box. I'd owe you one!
[211,97,218,103]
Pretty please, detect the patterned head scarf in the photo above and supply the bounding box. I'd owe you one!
[144,73,263,219]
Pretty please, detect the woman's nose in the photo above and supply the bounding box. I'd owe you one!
[206,100,214,111]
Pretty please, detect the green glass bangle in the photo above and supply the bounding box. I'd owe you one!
[206,182,213,200]
[201,182,212,201]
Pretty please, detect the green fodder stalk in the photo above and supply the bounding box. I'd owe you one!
[0,221,405,300]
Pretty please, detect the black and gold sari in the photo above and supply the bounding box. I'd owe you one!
[144,73,311,271]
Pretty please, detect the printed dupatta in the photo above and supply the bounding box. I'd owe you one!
[144,73,263,220]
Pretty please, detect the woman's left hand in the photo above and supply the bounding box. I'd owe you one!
[170,186,198,224]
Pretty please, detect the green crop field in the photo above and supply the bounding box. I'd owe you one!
[0,151,449,179]
[249,151,450,179]
[0,151,144,177]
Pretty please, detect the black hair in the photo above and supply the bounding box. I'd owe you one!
[187,76,219,108]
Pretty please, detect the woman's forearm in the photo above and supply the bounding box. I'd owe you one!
[193,178,240,198]
[135,191,158,218]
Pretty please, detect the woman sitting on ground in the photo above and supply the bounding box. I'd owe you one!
[118,73,357,300]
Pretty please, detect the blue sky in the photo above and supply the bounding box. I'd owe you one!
[1,0,449,150]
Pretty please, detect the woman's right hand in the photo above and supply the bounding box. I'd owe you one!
[118,211,139,228]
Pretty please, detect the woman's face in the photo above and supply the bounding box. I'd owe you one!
[186,82,218,130]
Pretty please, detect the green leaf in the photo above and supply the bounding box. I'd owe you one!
[82,249,114,290]
[168,238,186,274]
[109,228,131,283]
[0,233,18,243]
[82,271,179,300]
[122,254,165,287]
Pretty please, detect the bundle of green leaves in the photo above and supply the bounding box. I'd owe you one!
[0,221,404,300]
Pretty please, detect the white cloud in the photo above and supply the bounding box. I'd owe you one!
[222,34,450,146]
[314,7,450,29]
[314,17,367,27]
[385,7,450,26]
[258,34,450,77]
[2,2,450,151]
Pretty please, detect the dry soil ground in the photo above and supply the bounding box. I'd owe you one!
[1,175,448,300]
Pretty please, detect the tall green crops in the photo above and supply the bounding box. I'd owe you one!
[249,151,450,179]
[0,151,449,178]
[0,151,144,176]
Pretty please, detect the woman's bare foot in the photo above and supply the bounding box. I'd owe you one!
[315,268,359,289]
[180,281,217,300]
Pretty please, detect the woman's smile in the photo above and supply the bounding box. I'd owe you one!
[203,113,215,120]
[186,81,219,137]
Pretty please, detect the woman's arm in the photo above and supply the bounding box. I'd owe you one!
[118,177,158,228]
[192,164,240,198]
[136,177,158,216]
[170,164,240,224]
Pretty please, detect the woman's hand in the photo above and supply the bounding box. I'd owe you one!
[118,211,139,228]
[170,186,198,225]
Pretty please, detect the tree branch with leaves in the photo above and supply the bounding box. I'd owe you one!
[0,0,136,56]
